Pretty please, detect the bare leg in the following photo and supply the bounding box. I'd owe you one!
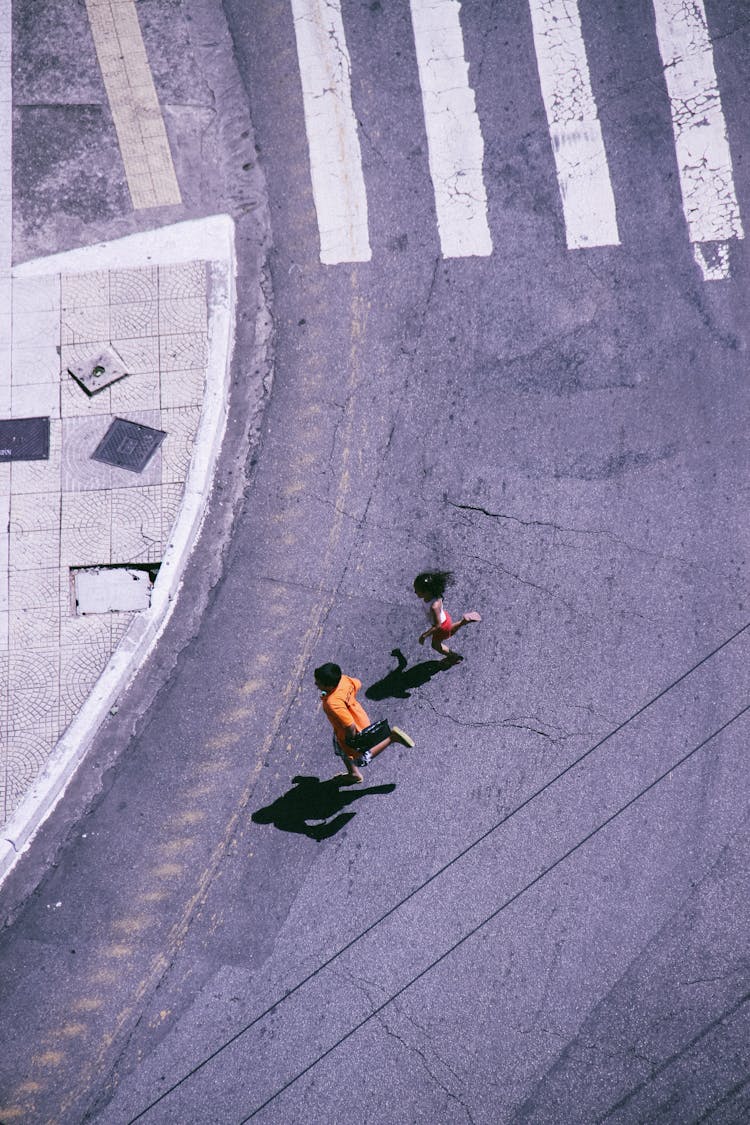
[369,726,415,759]
[339,754,363,783]
[447,611,481,637]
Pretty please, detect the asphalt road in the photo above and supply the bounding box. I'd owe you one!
[2,1,750,1123]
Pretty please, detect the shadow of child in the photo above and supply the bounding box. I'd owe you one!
[365,648,447,700]
[251,774,396,840]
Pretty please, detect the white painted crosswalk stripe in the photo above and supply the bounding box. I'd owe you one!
[528,0,619,250]
[291,0,371,265]
[409,0,492,258]
[289,0,745,280]
[651,0,743,281]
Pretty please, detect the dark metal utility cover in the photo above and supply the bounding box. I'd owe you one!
[68,344,129,396]
[0,416,50,461]
[91,418,167,473]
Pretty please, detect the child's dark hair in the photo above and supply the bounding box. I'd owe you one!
[314,662,342,689]
[414,570,453,598]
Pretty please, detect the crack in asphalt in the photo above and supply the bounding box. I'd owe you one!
[448,499,733,580]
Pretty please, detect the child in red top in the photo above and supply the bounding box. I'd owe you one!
[414,570,481,663]
[314,663,414,784]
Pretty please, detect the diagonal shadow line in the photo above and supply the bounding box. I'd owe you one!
[240,703,750,1122]
[694,1069,750,1124]
[598,996,750,1123]
[126,619,750,1124]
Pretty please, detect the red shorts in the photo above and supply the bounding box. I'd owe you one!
[433,614,453,642]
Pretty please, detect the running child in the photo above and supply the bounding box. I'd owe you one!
[414,570,481,663]
[314,663,415,784]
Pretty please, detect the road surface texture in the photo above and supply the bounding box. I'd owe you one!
[1,1,749,1123]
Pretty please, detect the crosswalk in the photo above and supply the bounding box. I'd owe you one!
[292,0,743,281]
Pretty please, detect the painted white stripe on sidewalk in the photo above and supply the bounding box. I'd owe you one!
[652,0,743,281]
[85,0,181,210]
[529,0,619,250]
[291,0,370,264]
[409,0,491,258]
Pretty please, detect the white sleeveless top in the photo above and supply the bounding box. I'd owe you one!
[424,600,446,625]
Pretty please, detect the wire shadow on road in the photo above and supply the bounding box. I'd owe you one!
[127,620,750,1125]
[251,775,396,841]
[365,648,447,700]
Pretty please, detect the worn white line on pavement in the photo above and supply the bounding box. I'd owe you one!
[85,0,181,210]
[651,0,743,281]
[528,0,619,250]
[291,0,370,264]
[409,0,491,258]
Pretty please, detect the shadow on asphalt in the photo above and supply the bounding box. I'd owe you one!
[365,647,447,700]
[251,775,397,841]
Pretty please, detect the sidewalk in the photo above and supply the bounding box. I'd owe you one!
[0,216,236,883]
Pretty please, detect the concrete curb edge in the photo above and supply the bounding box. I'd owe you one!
[0,213,237,886]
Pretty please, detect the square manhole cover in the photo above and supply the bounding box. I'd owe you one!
[91,418,167,473]
[0,416,50,461]
[68,345,129,396]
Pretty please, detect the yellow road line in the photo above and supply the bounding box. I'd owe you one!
[85,0,181,209]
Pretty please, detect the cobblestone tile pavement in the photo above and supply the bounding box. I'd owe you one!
[1,226,234,854]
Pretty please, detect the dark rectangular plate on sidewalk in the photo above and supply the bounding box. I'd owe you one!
[0,416,50,461]
[91,417,167,473]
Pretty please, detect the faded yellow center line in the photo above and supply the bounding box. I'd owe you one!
[55,277,372,1120]
[85,0,181,209]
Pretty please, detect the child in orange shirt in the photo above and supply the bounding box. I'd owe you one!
[314,663,414,783]
[414,570,481,663]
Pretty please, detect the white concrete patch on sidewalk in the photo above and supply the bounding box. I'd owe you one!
[0,216,236,888]
[409,0,492,258]
[528,0,620,250]
[85,0,182,210]
[291,0,371,264]
[651,0,743,281]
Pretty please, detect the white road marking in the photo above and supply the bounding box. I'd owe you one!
[409,0,492,258]
[528,0,620,249]
[651,0,743,281]
[290,0,371,264]
[85,0,181,210]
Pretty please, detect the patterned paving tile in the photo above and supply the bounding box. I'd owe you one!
[60,640,113,712]
[61,372,113,418]
[109,369,160,413]
[8,568,62,611]
[159,332,208,372]
[111,485,161,563]
[8,646,59,707]
[9,492,61,533]
[9,607,60,649]
[159,366,205,410]
[110,300,159,339]
[158,261,205,300]
[160,406,201,484]
[8,528,60,571]
[2,258,212,829]
[61,303,111,345]
[110,266,158,304]
[109,336,158,374]
[61,492,112,565]
[158,296,207,336]
[61,270,110,309]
